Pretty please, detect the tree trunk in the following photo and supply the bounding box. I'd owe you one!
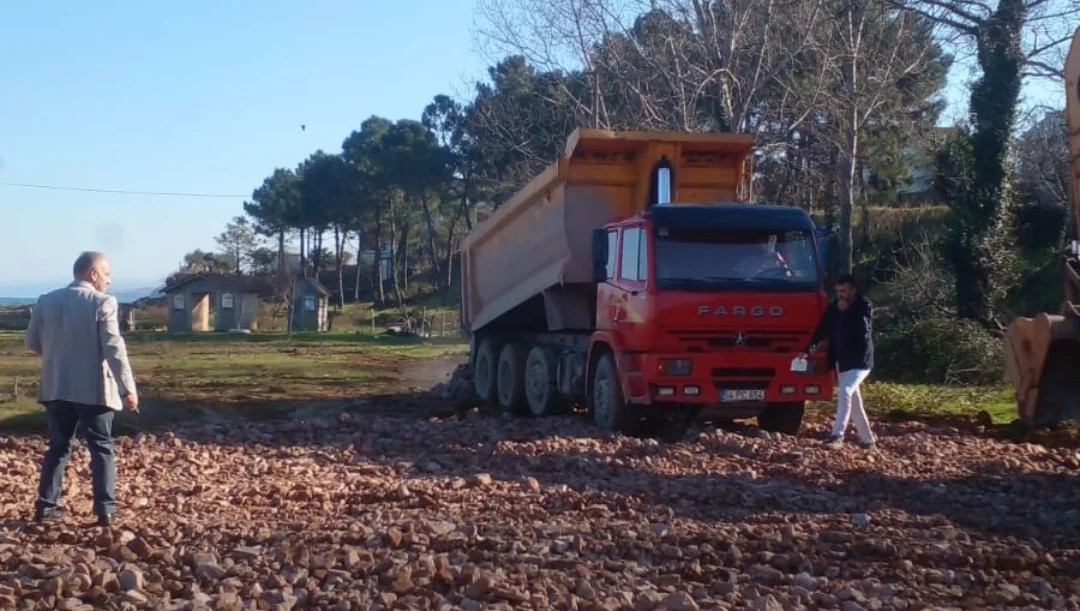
[374,204,386,308]
[461,169,474,232]
[314,230,325,276]
[388,196,405,310]
[442,194,465,293]
[396,220,411,303]
[277,228,285,282]
[299,227,307,277]
[838,147,857,276]
[334,226,346,309]
[837,0,863,277]
[353,233,364,303]
[419,191,443,284]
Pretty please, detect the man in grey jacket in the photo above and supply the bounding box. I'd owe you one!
[26,251,139,526]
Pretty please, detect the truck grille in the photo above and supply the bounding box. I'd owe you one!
[668,329,805,352]
[711,367,776,378]
[712,381,769,390]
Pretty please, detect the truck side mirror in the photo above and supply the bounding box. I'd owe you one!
[592,229,609,283]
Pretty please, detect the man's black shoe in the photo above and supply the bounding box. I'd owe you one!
[33,507,66,523]
[96,513,114,527]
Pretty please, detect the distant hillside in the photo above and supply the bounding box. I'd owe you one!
[112,286,163,304]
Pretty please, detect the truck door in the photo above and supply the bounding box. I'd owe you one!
[596,228,620,333]
[613,225,650,349]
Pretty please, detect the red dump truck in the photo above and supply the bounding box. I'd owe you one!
[460,129,833,434]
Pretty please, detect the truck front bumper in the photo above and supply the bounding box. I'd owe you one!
[620,351,833,407]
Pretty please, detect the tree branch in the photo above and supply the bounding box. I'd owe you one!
[886,0,979,35]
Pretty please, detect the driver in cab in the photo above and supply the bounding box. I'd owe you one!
[733,240,789,278]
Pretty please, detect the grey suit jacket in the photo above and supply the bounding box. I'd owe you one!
[25,281,137,410]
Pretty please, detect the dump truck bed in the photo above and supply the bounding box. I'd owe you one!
[460,128,754,334]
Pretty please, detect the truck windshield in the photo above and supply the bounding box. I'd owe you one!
[654,227,820,291]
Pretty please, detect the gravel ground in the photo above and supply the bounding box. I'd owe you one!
[1,405,1079,611]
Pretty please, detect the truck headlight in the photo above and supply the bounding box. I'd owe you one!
[659,359,692,376]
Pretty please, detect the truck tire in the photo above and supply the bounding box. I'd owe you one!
[758,401,805,435]
[473,338,499,404]
[592,353,638,433]
[525,346,564,417]
[497,341,529,416]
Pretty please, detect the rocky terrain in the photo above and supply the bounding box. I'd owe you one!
[1,405,1079,610]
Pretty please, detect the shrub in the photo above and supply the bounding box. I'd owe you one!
[875,317,1002,386]
[1014,201,1067,252]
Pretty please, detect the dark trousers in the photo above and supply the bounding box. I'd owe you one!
[36,400,116,517]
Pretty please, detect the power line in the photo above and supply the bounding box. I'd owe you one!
[0,181,247,199]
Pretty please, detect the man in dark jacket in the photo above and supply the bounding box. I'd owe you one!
[803,273,875,449]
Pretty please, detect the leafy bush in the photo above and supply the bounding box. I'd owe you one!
[875,317,1003,385]
[1014,201,1067,252]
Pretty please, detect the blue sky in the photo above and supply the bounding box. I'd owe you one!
[0,0,488,296]
[0,1,1064,297]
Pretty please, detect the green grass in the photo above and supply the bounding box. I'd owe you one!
[325,301,461,335]
[858,382,1017,425]
[0,329,466,434]
[1,325,1027,436]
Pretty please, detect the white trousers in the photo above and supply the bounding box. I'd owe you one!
[832,368,874,442]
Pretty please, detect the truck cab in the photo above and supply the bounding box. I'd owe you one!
[587,203,832,433]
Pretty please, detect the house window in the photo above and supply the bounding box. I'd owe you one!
[172,294,185,311]
[304,296,316,311]
[221,293,234,310]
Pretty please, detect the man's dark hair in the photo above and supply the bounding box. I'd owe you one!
[836,273,858,288]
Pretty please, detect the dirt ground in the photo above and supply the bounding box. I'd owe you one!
[1,359,1079,610]
[399,355,468,392]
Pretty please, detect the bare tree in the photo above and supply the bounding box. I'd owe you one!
[475,0,830,134]
[1012,108,1069,209]
[816,0,950,272]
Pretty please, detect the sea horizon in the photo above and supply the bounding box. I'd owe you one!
[0,286,161,306]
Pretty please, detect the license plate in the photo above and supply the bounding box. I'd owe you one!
[720,389,766,402]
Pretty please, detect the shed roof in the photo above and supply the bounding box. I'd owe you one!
[296,277,331,297]
[163,274,277,296]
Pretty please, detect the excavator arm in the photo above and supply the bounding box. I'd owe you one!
[1066,24,1080,308]
[1003,25,1080,426]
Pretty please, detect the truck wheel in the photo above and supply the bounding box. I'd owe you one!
[497,341,529,416]
[473,338,499,404]
[758,401,805,435]
[592,353,638,433]
[525,346,564,417]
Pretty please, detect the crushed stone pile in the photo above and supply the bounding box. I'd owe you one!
[1,410,1079,610]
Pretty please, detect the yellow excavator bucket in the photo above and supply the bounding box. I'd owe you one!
[1004,308,1080,425]
[1003,25,1080,426]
